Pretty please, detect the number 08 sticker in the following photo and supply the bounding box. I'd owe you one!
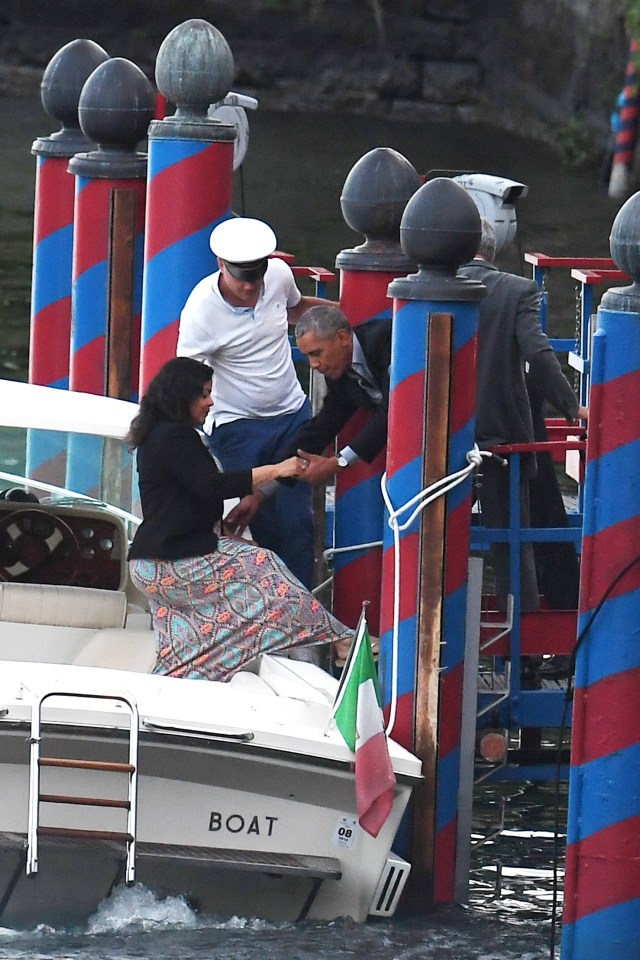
[333,815,358,848]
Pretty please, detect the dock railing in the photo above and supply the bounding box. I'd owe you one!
[524,253,629,410]
[470,253,626,779]
[472,437,585,749]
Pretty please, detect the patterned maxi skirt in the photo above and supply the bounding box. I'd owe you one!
[129,537,354,681]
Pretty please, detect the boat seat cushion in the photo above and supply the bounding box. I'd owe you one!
[0,582,127,629]
[72,627,158,672]
[0,620,99,664]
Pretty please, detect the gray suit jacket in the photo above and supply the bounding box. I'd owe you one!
[458,260,578,458]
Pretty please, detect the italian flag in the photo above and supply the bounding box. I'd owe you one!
[331,616,396,838]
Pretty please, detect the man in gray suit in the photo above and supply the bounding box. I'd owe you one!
[459,219,588,614]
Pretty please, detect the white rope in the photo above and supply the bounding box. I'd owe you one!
[381,445,494,739]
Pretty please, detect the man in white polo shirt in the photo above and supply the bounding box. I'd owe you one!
[177,217,336,590]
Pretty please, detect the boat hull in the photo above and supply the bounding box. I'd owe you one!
[0,662,419,929]
[0,831,345,928]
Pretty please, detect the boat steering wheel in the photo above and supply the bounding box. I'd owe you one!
[0,509,81,584]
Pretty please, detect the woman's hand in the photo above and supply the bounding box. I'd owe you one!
[251,457,308,489]
[276,455,308,478]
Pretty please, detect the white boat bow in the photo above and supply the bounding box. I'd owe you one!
[0,380,422,929]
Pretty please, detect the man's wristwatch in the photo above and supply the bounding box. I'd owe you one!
[336,454,349,469]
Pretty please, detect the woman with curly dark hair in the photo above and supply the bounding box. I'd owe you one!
[127,357,353,681]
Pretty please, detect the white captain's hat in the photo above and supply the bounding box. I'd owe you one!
[210,217,277,280]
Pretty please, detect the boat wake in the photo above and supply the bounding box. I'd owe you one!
[87,882,289,934]
[0,882,290,941]
[95,884,290,934]
[87,883,199,933]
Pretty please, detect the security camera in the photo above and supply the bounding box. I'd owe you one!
[452,173,528,253]
[208,92,259,170]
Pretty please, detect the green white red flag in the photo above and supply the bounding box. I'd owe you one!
[331,614,396,837]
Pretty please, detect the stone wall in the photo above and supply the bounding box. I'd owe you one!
[0,0,632,153]
[475,0,629,147]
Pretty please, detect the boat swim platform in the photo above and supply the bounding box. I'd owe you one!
[0,831,342,927]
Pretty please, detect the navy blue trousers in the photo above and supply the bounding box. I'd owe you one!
[208,399,315,589]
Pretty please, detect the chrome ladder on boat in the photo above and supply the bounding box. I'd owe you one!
[26,690,140,883]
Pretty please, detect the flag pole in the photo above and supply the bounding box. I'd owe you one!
[325,600,369,735]
[328,598,397,836]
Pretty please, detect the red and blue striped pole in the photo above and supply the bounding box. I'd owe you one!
[69,173,147,395]
[29,39,108,390]
[68,58,154,398]
[26,40,108,490]
[381,178,484,909]
[609,38,640,199]
[66,58,154,496]
[139,19,236,392]
[333,147,420,636]
[562,192,640,959]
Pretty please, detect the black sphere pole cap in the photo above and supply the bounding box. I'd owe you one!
[389,177,486,302]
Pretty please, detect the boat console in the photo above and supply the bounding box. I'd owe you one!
[0,494,127,591]
[0,492,155,671]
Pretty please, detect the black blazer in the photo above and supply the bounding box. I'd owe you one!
[293,316,392,463]
[128,420,253,561]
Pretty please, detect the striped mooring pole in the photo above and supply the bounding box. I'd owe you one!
[27,39,109,489]
[138,19,236,393]
[608,38,640,200]
[333,147,420,636]
[67,57,154,398]
[562,191,640,958]
[29,38,108,390]
[66,57,154,498]
[381,178,485,907]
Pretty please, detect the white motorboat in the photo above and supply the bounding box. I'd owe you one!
[0,378,422,930]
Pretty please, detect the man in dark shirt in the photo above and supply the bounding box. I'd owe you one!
[225,304,391,528]
[292,304,391,482]
[459,219,588,614]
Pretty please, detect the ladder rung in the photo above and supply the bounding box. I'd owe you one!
[39,757,135,773]
[38,826,134,842]
[29,691,140,885]
[39,793,130,809]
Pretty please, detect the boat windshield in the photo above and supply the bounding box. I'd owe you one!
[0,421,140,536]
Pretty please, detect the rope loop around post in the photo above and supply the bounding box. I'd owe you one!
[381,445,493,738]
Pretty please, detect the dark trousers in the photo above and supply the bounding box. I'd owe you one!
[477,456,540,613]
[528,454,580,610]
[526,378,580,611]
[208,399,315,589]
